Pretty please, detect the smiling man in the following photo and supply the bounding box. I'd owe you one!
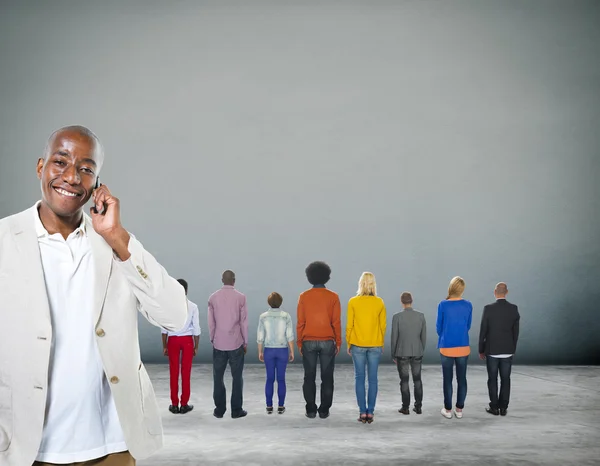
[0,125,188,466]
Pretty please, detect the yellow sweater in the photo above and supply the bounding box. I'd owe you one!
[346,295,387,348]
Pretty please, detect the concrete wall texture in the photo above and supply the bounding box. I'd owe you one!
[1,0,599,364]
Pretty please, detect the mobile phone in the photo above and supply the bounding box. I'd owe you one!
[92,176,102,214]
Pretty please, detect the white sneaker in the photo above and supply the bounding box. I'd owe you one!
[453,408,463,419]
[440,408,452,419]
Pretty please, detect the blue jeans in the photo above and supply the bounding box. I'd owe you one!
[264,347,289,407]
[440,354,469,410]
[351,345,382,414]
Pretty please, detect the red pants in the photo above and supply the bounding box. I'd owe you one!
[167,335,194,406]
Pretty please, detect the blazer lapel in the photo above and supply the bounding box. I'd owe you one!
[86,216,113,325]
[10,208,51,327]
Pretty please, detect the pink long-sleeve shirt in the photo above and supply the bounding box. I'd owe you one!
[208,285,248,351]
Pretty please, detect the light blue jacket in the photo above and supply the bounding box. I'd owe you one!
[257,309,295,348]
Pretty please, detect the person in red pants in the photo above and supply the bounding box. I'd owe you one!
[161,279,201,414]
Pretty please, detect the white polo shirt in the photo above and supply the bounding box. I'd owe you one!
[34,203,127,463]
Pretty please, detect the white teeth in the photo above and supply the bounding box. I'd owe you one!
[56,188,78,197]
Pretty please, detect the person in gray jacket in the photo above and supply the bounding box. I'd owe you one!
[391,292,427,415]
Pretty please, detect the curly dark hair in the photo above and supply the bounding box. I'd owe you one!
[305,261,331,286]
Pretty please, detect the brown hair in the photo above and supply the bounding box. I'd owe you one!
[400,292,413,305]
[267,292,283,309]
[447,276,466,299]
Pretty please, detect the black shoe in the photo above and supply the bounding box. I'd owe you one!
[305,411,317,419]
[232,410,248,419]
[486,407,500,416]
[266,407,274,415]
[213,409,224,419]
[277,407,286,415]
[169,405,180,414]
[180,404,194,414]
[398,407,410,415]
[413,406,422,415]
[500,409,507,416]
[318,411,330,419]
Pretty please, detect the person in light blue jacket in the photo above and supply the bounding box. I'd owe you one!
[436,276,473,419]
[257,292,295,414]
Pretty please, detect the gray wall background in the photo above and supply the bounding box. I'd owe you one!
[1,0,599,365]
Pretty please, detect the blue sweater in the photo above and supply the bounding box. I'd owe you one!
[436,299,473,348]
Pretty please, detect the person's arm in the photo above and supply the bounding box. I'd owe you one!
[296,295,305,351]
[192,303,201,356]
[380,301,387,351]
[345,299,354,354]
[240,295,249,351]
[467,302,473,331]
[162,331,168,356]
[391,314,399,362]
[257,315,266,361]
[421,315,427,352]
[436,302,444,337]
[478,307,488,357]
[90,184,186,331]
[332,296,342,354]
[513,306,520,352]
[208,298,215,345]
[286,314,295,362]
[113,235,187,332]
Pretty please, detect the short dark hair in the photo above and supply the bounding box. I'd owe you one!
[400,292,413,305]
[177,278,188,294]
[305,261,331,286]
[267,292,283,308]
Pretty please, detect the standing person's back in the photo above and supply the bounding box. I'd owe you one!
[346,272,386,424]
[391,292,427,415]
[479,282,520,416]
[208,270,248,419]
[436,276,473,419]
[297,261,342,419]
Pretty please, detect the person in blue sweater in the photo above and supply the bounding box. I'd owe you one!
[436,276,473,419]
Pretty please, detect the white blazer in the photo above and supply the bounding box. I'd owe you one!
[0,206,188,466]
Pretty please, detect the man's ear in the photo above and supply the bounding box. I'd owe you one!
[36,158,45,180]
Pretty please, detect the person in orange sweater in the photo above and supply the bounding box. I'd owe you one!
[296,261,342,419]
[346,272,387,424]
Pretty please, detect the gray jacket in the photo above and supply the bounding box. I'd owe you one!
[391,308,427,358]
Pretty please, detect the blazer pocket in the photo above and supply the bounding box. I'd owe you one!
[137,365,162,436]
[0,386,12,452]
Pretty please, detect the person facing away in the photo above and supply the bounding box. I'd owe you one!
[478,282,520,416]
[346,272,387,424]
[296,261,342,419]
[161,278,201,415]
[257,292,295,415]
[391,292,427,415]
[0,125,188,466]
[208,269,249,419]
[437,276,473,420]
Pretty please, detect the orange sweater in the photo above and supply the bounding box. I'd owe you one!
[296,287,342,348]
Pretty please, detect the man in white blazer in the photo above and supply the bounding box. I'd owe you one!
[0,125,188,465]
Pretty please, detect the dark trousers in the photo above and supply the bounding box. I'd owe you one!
[264,347,289,407]
[441,355,469,410]
[397,356,423,409]
[213,345,245,416]
[486,355,513,410]
[302,340,336,414]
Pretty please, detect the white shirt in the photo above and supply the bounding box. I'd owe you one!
[34,204,127,463]
[161,299,201,337]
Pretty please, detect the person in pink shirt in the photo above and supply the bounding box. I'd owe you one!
[208,270,249,419]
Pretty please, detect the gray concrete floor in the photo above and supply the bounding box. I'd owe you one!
[139,364,600,466]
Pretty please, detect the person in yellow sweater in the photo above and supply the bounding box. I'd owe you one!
[346,272,387,424]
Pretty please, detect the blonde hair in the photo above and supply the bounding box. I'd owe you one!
[357,272,377,296]
[447,276,465,299]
